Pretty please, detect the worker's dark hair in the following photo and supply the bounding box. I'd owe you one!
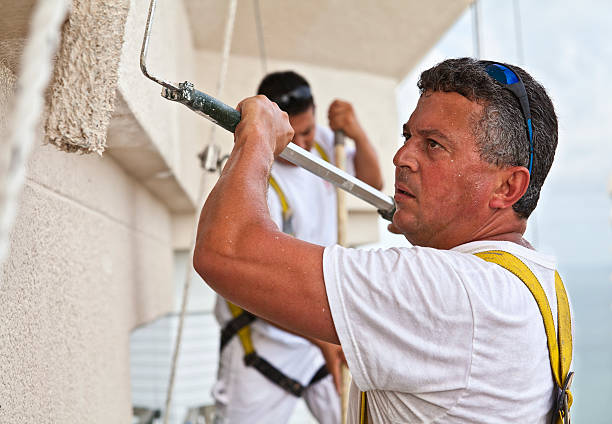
[257,71,314,116]
[418,57,558,219]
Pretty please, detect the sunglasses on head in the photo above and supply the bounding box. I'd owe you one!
[270,85,312,110]
[481,61,534,174]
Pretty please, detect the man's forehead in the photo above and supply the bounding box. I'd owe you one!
[289,106,315,126]
[406,91,483,132]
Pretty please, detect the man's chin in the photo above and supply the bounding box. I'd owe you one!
[392,217,423,244]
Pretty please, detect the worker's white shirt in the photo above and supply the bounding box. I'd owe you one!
[214,125,355,382]
[324,240,570,423]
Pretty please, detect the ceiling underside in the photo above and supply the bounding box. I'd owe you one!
[183,0,470,81]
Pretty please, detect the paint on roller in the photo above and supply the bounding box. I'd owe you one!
[44,0,130,155]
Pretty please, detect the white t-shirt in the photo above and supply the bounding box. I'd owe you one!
[267,125,355,246]
[214,125,355,382]
[324,240,571,423]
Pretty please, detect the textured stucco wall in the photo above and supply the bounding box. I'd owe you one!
[0,1,176,421]
[0,140,174,423]
[0,65,16,140]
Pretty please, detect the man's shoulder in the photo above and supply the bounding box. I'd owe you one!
[325,241,556,286]
[325,244,483,277]
[452,240,557,270]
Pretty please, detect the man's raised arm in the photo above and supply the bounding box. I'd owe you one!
[328,99,383,190]
[193,95,340,344]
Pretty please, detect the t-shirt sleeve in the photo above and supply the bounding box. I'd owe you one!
[323,245,474,394]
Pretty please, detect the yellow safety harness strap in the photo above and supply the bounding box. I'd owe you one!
[268,176,293,236]
[554,270,573,386]
[268,177,290,218]
[225,301,316,397]
[219,308,256,350]
[475,251,573,424]
[227,302,255,355]
[313,142,331,162]
[268,142,329,236]
[359,250,573,424]
[359,391,368,423]
[222,143,335,397]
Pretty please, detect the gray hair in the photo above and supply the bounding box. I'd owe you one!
[417,57,558,218]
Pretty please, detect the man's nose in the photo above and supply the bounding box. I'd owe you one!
[393,142,419,171]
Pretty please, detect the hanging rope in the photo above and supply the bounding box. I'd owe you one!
[162,1,238,423]
[253,0,268,75]
[0,0,71,272]
[206,0,239,150]
[511,0,540,249]
[513,0,525,65]
[334,130,351,424]
[471,0,482,59]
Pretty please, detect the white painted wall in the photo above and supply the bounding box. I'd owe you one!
[0,1,188,422]
[0,141,175,423]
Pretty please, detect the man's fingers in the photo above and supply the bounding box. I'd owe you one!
[234,96,294,156]
[330,358,342,394]
[333,368,342,394]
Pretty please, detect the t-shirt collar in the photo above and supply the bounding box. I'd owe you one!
[451,240,557,269]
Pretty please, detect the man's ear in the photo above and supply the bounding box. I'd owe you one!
[489,166,530,209]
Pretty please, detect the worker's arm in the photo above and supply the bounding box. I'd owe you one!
[328,99,383,190]
[308,337,346,393]
[193,95,340,345]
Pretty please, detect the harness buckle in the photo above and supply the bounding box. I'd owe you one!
[282,211,295,236]
[554,371,574,424]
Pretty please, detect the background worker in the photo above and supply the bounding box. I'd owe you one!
[211,70,383,424]
[195,57,573,423]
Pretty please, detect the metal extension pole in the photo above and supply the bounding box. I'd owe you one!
[140,0,395,221]
[334,130,351,424]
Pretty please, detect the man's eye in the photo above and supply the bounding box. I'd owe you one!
[427,139,441,149]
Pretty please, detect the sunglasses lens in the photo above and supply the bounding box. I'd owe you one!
[482,61,533,174]
[485,64,520,85]
[292,86,311,99]
[271,86,312,110]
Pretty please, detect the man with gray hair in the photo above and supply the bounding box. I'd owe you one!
[194,58,574,423]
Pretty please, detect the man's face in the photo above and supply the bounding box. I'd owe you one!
[289,106,316,152]
[393,91,500,249]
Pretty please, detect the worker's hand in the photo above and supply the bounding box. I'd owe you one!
[328,99,366,141]
[236,95,294,157]
[317,341,347,394]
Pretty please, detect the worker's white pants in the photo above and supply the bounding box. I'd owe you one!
[212,337,340,424]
